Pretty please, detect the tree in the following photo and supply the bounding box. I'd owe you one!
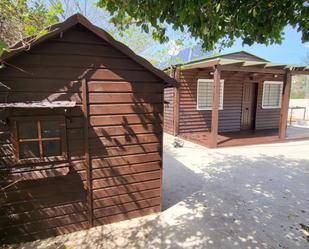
[96,0,309,50]
[290,49,309,99]
[0,0,63,56]
[45,0,198,65]
[0,0,203,65]
[291,76,306,99]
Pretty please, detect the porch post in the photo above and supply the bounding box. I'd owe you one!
[210,65,221,148]
[279,70,292,140]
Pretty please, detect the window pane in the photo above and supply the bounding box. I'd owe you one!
[263,85,269,106]
[18,121,38,139]
[197,80,223,110]
[41,121,61,138]
[269,84,281,106]
[263,83,282,107]
[43,140,61,157]
[198,81,213,109]
[19,141,40,159]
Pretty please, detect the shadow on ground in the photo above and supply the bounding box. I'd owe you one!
[2,146,309,249]
[162,152,205,210]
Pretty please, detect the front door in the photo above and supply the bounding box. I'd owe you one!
[241,83,258,130]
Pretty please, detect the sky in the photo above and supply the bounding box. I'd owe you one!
[47,0,309,66]
[145,25,309,67]
[221,26,309,65]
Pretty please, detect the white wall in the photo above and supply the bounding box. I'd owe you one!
[289,99,309,121]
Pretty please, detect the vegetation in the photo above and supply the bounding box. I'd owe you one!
[0,0,63,56]
[291,51,309,99]
[0,0,196,65]
[46,0,162,58]
[96,0,309,50]
[291,75,306,99]
[1,1,308,65]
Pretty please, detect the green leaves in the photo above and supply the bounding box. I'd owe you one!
[96,0,309,50]
[0,41,8,57]
[36,29,49,39]
[215,3,221,13]
[25,25,36,35]
[0,0,63,47]
[141,24,149,33]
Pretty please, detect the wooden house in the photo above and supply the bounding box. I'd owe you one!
[0,14,175,243]
[164,51,309,147]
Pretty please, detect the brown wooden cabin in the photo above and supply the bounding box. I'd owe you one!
[0,14,175,243]
[164,51,309,148]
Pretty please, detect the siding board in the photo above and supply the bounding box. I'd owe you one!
[0,24,164,243]
[163,87,175,134]
[175,70,281,135]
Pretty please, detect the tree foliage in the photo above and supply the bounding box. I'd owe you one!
[0,0,63,55]
[96,0,309,50]
[47,0,196,65]
[50,0,167,62]
[291,75,306,99]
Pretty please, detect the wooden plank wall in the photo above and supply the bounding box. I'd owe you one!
[177,69,283,134]
[178,70,243,133]
[163,87,175,135]
[255,79,281,130]
[0,24,163,243]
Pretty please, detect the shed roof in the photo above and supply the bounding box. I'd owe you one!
[169,51,309,75]
[0,13,176,86]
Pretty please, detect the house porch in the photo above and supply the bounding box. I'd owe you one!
[180,126,309,148]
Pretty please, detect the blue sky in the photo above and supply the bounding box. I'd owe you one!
[49,0,308,66]
[221,26,309,65]
[147,25,309,67]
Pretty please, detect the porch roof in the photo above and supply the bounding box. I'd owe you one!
[180,58,309,75]
[173,53,309,75]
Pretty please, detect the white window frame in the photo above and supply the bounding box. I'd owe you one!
[197,79,224,111]
[262,81,283,109]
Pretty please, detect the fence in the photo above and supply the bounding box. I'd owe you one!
[289,99,309,124]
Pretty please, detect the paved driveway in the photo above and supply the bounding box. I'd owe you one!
[4,134,309,249]
[162,134,309,249]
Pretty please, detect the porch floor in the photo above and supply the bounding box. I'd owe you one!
[180,126,309,148]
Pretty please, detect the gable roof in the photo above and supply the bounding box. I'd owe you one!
[169,51,269,69]
[166,51,309,75]
[219,51,269,62]
[0,13,176,86]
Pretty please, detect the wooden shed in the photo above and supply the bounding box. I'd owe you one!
[164,51,309,147]
[0,14,175,243]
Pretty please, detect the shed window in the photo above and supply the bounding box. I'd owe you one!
[262,81,283,109]
[197,79,224,110]
[12,116,67,160]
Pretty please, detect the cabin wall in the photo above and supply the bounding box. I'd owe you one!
[255,81,281,130]
[178,70,244,134]
[0,25,163,243]
[176,69,283,135]
[163,87,175,135]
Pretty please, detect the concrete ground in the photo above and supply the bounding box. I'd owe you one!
[3,134,309,249]
[286,125,309,138]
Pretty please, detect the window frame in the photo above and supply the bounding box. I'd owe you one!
[11,116,67,162]
[197,79,224,111]
[262,81,283,109]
